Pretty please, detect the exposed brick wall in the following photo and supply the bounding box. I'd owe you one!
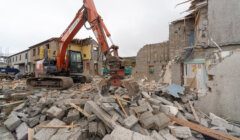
[135,41,169,81]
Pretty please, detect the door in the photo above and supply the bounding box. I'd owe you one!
[68,51,83,73]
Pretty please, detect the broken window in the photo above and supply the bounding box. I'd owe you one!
[33,49,36,56]
[149,65,154,74]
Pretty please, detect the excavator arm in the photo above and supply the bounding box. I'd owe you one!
[57,0,123,86]
[27,0,123,89]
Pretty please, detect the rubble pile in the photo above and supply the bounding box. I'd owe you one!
[1,78,240,140]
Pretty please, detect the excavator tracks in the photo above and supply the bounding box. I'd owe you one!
[26,76,73,90]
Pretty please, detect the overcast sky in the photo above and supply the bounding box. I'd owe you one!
[0,0,189,57]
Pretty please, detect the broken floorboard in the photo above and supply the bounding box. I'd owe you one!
[169,116,240,140]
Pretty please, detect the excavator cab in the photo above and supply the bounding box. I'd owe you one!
[68,50,86,83]
[68,50,83,74]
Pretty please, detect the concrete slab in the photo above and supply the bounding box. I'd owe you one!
[109,125,153,140]
[123,115,138,129]
[151,130,165,140]
[16,122,28,140]
[0,126,15,140]
[89,121,98,134]
[170,126,192,139]
[46,106,65,119]
[154,113,170,130]
[85,101,116,129]
[34,118,66,140]
[4,114,21,131]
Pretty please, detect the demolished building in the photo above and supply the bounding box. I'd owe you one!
[136,0,240,122]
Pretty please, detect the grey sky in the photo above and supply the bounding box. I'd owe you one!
[0,0,189,57]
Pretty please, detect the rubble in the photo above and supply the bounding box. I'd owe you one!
[4,114,21,131]
[16,122,28,140]
[1,77,240,140]
[170,126,192,138]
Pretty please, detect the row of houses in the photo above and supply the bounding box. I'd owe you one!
[7,37,104,76]
[135,0,240,121]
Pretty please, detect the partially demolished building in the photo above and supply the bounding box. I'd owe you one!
[136,0,240,122]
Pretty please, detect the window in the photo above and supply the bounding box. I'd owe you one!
[25,53,28,59]
[12,57,14,62]
[16,56,17,61]
[33,49,36,56]
[46,44,50,49]
[38,47,40,55]
[19,55,21,61]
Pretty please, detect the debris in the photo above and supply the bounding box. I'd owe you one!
[34,118,66,140]
[85,101,117,129]
[154,113,170,130]
[160,105,178,116]
[16,122,29,140]
[0,127,15,140]
[166,84,185,98]
[46,106,65,119]
[189,101,200,122]
[69,103,90,118]
[159,129,178,140]
[170,126,192,138]
[28,128,34,140]
[103,125,154,140]
[101,103,114,111]
[169,115,240,140]
[151,130,165,140]
[4,114,22,131]
[2,77,240,139]
[65,109,80,123]
[123,115,138,129]
[89,121,98,135]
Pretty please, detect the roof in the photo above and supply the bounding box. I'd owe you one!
[9,37,97,58]
[29,37,59,49]
[172,0,207,23]
[8,49,29,57]
[72,37,98,46]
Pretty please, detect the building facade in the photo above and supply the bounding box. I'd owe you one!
[7,37,103,76]
[8,50,29,74]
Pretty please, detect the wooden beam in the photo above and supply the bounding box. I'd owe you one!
[189,101,200,122]
[0,100,24,107]
[69,103,90,118]
[115,95,128,118]
[28,128,34,140]
[169,116,240,140]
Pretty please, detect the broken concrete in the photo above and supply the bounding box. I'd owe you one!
[4,114,22,131]
[0,127,15,140]
[123,115,138,129]
[34,118,65,140]
[170,126,192,139]
[16,122,28,140]
[46,106,65,119]
[104,125,154,140]
[85,101,116,129]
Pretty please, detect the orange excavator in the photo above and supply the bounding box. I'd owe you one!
[27,0,124,89]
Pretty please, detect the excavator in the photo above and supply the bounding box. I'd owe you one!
[27,0,124,89]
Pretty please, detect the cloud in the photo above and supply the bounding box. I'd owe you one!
[0,0,189,57]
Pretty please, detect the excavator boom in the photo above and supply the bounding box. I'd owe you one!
[27,0,123,89]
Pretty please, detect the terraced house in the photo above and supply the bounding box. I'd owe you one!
[7,37,103,76]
